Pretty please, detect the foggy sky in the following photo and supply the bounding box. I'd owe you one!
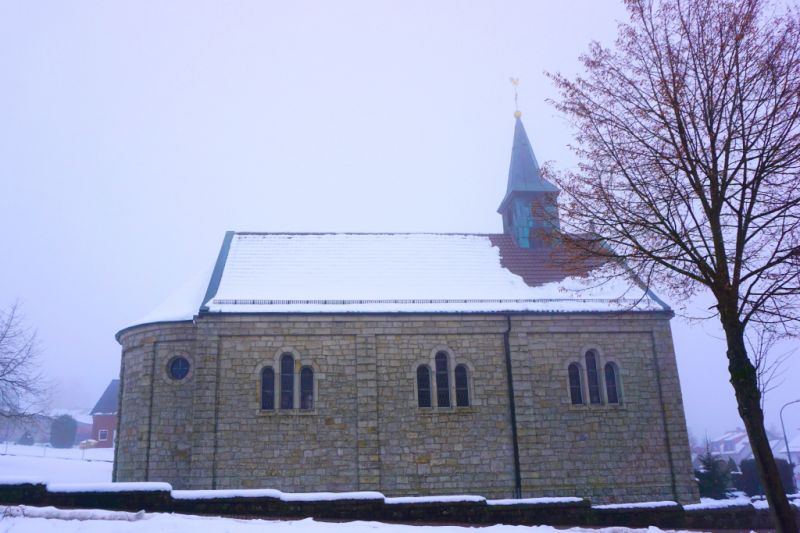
[1,0,798,445]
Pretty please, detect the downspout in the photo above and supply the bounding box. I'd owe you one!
[503,314,523,498]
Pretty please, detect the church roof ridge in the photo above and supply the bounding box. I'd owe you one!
[233,231,502,237]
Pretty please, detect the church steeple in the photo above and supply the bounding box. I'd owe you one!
[497,114,560,248]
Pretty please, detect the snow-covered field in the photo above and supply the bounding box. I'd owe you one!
[0,443,113,463]
[0,506,699,533]
[0,444,112,484]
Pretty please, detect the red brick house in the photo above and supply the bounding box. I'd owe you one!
[90,379,119,448]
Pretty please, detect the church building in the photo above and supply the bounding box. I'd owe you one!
[114,115,699,504]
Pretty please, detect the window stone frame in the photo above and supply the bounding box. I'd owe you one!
[413,346,475,413]
[602,359,623,405]
[568,347,625,410]
[161,353,195,385]
[566,360,585,406]
[255,347,319,416]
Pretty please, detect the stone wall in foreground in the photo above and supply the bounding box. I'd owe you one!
[1,482,791,529]
[115,312,699,504]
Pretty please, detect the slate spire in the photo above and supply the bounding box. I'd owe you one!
[497,114,560,248]
[501,115,559,202]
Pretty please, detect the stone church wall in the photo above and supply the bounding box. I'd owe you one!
[115,313,699,504]
[114,322,196,486]
[510,315,696,503]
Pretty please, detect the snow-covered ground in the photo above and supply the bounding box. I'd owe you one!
[0,443,112,484]
[0,506,700,533]
[0,443,113,462]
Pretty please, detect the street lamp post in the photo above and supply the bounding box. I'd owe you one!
[779,399,800,473]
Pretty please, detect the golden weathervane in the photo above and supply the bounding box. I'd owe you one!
[509,77,522,118]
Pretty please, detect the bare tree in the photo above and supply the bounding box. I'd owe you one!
[0,303,48,421]
[746,326,793,410]
[547,0,800,530]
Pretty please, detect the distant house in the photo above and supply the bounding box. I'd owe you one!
[775,432,800,481]
[700,427,785,468]
[74,417,93,444]
[0,414,51,444]
[2,411,92,447]
[90,380,120,448]
[707,428,753,465]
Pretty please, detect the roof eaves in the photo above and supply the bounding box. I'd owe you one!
[619,260,672,312]
[115,318,194,343]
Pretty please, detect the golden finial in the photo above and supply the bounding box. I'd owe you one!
[509,77,521,118]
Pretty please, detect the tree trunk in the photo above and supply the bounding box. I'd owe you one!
[719,303,798,533]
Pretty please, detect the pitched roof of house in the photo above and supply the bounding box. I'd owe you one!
[90,379,120,416]
[125,232,668,331]
[775,433,800,454]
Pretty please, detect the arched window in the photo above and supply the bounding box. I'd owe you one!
[605,362,620,404]
[455,364,469,407]
[416,366,432,407]
[435,351,450,407]
[568,363,583,405]
[261,367,275,410]
[585,350,602,404]
[280,353,294,409]
[300,367,314,410]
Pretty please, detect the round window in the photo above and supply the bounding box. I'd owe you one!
[168,357,190,380]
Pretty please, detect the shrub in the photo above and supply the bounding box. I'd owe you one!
[735,457,796,496]
[49,415,77,448]
[695,450,731,499]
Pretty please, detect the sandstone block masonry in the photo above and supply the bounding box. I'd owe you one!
[114,313,699,504]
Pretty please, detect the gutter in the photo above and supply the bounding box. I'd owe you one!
[503,314,523,498]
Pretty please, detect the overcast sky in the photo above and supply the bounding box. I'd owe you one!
[1,0,798,445]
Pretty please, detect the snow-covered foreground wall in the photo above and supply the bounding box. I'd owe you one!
[0,449,797,530]
[0,480,797,531]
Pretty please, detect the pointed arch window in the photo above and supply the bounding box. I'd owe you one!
[300,367,314,410]
[435,351,450,407]
[568,363,583,405]
[455,364,470,407]
[585,350,602,404]
[604,362,620,404]
[280,353,294,409]
[416,366,432,407]
[261,367,275,410]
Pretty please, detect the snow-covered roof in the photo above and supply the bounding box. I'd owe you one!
[123,232,669,332]
[775,433,800,454]
[709,428,752,455]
